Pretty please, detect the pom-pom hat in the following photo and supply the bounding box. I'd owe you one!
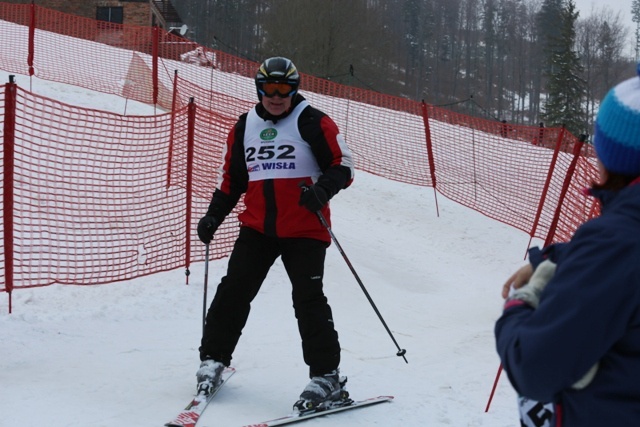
[593,65,640,176]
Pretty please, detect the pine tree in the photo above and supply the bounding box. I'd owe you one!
[542,0,587,137]
[536,0,565,74]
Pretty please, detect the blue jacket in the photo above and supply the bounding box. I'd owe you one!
[495,179,640,426]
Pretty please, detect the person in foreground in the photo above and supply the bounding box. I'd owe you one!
[495,67,640,426]
[196,57,354,412]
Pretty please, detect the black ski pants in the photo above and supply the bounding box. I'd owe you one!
[200,226,341,376]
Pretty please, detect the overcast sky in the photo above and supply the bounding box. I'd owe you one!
[574,0,635,41]
[573,0,636,58]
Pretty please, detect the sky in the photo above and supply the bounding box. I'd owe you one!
[0,70,552,426]
[574,0,635,50]
[574,0,632,24]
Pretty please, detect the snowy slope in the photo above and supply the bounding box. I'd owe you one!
[0,72,535,426]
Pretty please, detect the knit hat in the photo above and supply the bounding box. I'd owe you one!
[593,66,640,176]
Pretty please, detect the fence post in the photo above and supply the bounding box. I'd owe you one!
[184,97,196,284]
[543,134,587,246]
[152,26,159,106]
[529,126,565,242]
[3,77,17,312]
[421,101,440,216]
[28,3,35,77]
[166,70,179,190]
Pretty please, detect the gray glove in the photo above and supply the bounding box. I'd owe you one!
[506,259,557,309]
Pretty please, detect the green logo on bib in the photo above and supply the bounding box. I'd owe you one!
[260,128,277,140]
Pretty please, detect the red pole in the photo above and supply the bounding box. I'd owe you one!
[166,70,179,190]
[529,126,565,240]
[485,364,503,412]
[28,2,35,77]
[184,97,196,284]
[543,134,586,246]
[421,101,440,216]
[152,26,159,106]
[3,78,17,311]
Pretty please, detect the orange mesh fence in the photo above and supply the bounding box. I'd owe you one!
[1,3,602,294]
[185,102,245,262]
[4,84,189,289]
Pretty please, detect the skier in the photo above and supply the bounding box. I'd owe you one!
[495,69,640,426]
[196,56,354,412]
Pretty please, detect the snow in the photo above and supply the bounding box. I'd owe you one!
[0,71,540,426]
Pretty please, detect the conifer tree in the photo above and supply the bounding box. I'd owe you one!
[542,0,587,136]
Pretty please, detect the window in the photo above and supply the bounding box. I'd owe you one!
[96,7,123,24]
[96,6,124,45]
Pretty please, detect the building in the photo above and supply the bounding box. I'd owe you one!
[3,0,183,30]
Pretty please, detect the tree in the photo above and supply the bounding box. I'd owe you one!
[576,13,600,130]
[401,0,437,100]
[576,5,630,133]
[536,0,565,72]
[633,0,640,61]
[167,0,632,132]
[258,0,396,91]
[506,0,538,124]
[482,0,498,112]
[542,0,587,136]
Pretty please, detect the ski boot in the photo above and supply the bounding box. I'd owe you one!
[196,359,225,395]
[293,370,351,413]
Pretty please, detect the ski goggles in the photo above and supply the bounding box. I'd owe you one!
[258,81,297,98]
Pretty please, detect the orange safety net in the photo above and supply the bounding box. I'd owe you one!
[1,3,600,294]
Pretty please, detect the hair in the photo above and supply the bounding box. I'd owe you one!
[591,171,639,192]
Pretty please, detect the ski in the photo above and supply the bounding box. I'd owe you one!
[164,367,236,427]
[241,395,394,427]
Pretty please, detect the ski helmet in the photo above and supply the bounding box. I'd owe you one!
[255,57,300,99]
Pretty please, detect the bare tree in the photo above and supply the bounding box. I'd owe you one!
[257,0,395,91]
[576,5,632,133]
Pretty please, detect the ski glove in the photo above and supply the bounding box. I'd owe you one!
[299,184,329,213]
[197,215,220,244]
[505,259,556,309]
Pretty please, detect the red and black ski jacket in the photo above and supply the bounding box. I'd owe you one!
[205,94,354,243]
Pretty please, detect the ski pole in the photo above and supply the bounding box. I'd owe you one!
[316,209,408,363]
[485,363,503,412]
[202,243,210,336]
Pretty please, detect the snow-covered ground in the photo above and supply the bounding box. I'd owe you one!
[0,72,539,426]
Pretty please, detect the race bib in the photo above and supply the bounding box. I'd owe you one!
[243,100,321,181]
[518,396,555,427]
